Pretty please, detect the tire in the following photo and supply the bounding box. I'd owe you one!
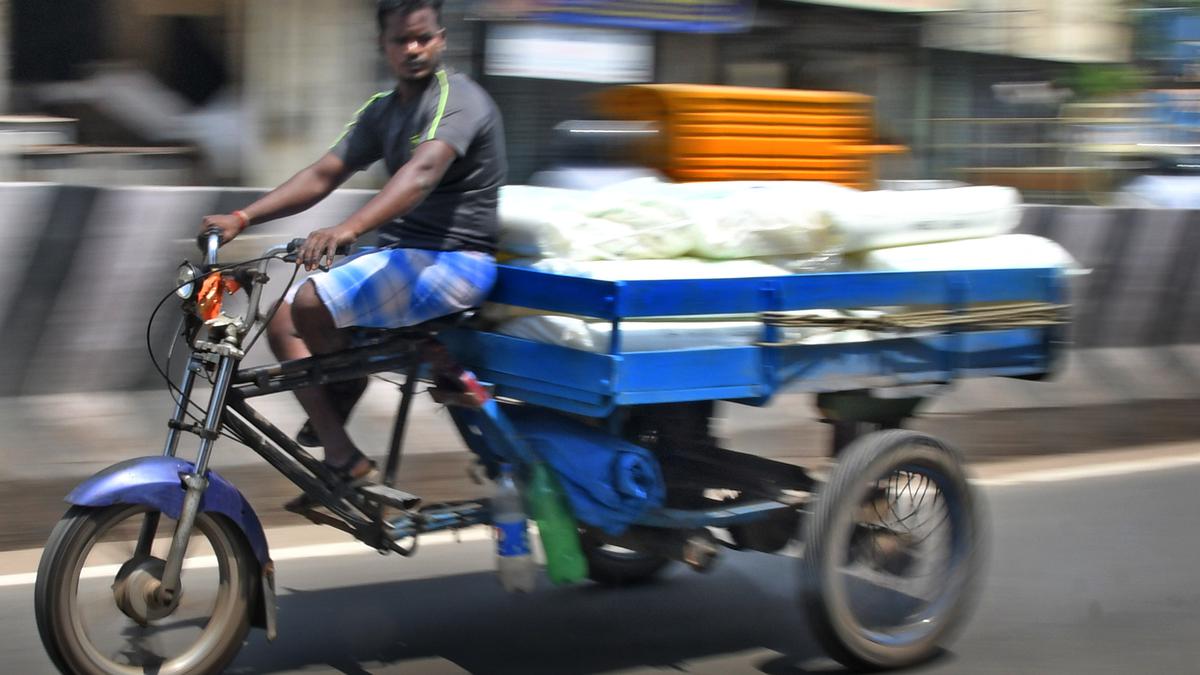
[579,530,673,586]
[801,430,984,671]
[35,504,256,675]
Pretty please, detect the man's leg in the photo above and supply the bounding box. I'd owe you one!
[269,281,369,474]
[267,301,365,448]
[266,300,308,362]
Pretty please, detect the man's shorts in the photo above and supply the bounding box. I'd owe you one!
[287,247,496,329]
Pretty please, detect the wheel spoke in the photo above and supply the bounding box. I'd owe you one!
[37,504,253,675]
[803,431,980,670]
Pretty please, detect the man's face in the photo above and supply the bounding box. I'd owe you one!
[381,8,446,82]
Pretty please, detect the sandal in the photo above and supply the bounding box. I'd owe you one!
[296,377,369,447]
[284,450,379,511]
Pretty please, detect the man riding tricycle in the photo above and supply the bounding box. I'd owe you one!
[35,215,1066,673]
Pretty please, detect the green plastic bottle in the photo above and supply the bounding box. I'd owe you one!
[527,462,588,584]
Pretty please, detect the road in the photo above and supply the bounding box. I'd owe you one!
[2,458,1197,674]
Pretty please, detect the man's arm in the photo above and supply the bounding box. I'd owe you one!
[200,152,356,244]
[296,140,457,269]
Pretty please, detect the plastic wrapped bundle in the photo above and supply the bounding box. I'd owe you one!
[856,234,1078,272]
[496,185,583,258]
[668,181,852,260]
[827,185,1022,252]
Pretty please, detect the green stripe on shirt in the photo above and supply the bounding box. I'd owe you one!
[330,90,391,149]
[425,69,450,141]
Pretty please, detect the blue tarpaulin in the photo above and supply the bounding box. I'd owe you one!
[505,406,665,535]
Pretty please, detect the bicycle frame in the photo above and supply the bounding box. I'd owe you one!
[71,240,504,617]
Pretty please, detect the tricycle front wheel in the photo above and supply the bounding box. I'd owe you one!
[801,430,984,671]
[35,504,256,675]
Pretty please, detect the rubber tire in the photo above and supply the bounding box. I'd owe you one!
[801,430,984,671]
[35,505,256,675]
[580,530,674,586]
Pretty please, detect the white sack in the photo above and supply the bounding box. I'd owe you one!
[858,234,1078,272]
[497,185,584,258]
[568,181,698,260]
[668,181,853,259]
[828,185,1022,252]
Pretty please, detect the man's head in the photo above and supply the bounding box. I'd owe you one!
[377,0,446,82]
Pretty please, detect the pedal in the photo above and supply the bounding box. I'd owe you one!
[359,484,422,509]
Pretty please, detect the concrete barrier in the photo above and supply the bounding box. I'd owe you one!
[0,184,373,396]
[929,205,1200,413]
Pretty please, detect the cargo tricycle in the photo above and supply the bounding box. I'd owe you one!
[34,232,1066,673]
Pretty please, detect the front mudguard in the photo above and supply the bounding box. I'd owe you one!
[65,456,277,637]
[66,456,270,565]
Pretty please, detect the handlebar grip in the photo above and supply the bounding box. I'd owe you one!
[204,230,221,267]
[286,238,351,255]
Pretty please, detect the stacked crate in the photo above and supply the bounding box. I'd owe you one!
[594,84,904,189]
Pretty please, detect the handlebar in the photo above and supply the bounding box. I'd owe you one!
[281,238,351,264]
[199,233,350,267]
[187,234,351,337]
[204,230,221,268]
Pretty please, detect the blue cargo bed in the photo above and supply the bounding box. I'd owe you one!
[441,265,1065,417]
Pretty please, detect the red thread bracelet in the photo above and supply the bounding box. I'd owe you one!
[232,210,250,231]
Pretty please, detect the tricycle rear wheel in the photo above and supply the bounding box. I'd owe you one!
[801,430,983,671]
[579,530,673,585]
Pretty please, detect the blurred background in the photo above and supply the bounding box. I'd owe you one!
[3,0,1200,197]
[2,1,1200,474]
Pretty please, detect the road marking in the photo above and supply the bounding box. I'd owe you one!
[974,451,1200,487]
[4,448,1200,585]
[0,527,493,588]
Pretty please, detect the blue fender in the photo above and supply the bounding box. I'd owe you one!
[66,456,270,566]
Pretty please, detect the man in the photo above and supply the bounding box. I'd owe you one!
[199,0,506,486]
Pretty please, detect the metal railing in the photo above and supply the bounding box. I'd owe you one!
[923,102,1200,203]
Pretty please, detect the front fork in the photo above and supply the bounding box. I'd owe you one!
[134,353,206,558]
[140,351,240,603]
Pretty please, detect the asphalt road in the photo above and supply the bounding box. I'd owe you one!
[2,461,1198,674]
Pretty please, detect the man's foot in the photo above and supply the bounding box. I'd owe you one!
[284,449,378,511]
[326,450,379,484]
[296,377,369,447]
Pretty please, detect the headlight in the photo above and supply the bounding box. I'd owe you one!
[176,262,200,300]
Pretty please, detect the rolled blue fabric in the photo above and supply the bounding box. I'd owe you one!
[504,407,665,535]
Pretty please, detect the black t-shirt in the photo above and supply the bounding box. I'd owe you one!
[331,68,506,253]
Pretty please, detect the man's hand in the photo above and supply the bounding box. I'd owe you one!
[297,224,357,271]
[198,213,245,248]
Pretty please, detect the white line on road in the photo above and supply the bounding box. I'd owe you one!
[0,527,493,588]
[973,451,1200,486]
[4,448,1200,586]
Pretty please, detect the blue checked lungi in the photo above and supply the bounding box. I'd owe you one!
[287,247,496,329]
